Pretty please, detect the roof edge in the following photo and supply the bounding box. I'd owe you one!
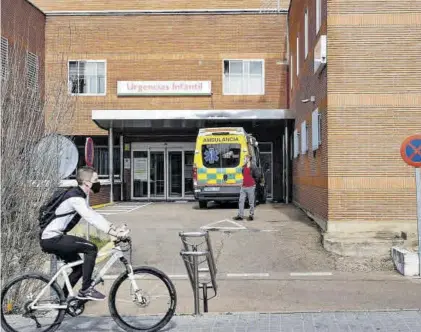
[25,0,46,16]
[44,8,289,16]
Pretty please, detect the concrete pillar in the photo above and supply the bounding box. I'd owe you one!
[108,126,114,203]
[120,135,124,201]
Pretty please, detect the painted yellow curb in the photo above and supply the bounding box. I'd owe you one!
[91,202,114,210]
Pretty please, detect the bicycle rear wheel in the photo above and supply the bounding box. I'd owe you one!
[1,273,66,332]
[109,267,177,332]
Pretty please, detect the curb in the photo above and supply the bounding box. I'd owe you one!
[91,202,114,209]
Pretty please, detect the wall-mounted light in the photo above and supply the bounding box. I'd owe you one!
[301,96,315,103]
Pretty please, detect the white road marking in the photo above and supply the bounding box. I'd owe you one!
[103,275,119,279]
[227,273,270,277]
[98,203,153,215]
[168,274,188,279]
[201,219,247,231]
[98,209,135,212]
[290,272,333,276]
[103,274,188,280]
[114,205,141,208]
[129,202,153,212]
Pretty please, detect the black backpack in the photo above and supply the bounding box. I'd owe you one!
[38,187,84,237]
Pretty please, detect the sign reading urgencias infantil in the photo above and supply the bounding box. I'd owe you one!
[117,81,212,96]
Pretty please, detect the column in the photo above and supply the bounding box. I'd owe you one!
[109,126,114,203]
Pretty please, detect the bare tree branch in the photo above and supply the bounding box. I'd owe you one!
[1,38,76,283]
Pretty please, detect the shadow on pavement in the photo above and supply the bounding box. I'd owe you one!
[60,318,178,331]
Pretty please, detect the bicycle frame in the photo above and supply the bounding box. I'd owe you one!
[28,243,138,311]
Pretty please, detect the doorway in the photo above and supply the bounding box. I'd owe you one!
[131,143,195,200]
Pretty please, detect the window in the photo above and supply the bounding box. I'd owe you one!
[74,146,120,178]
[69,60,106,95]
[27,52,39,89]
[1,37,8,80]
[312,109,322,150]
[223,60,264,95]
[290,55,293,89]
[305,9,309,58]
[296,37,300,76]
[293,129,299,158]
[201,143,241,168]
[301,121,308,154]
[316,0,321,34]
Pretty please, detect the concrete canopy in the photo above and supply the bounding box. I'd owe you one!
[92,109,294,132]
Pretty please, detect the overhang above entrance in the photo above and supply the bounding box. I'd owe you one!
[92,109,294,131]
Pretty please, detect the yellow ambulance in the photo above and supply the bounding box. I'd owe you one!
[193,127,267,208]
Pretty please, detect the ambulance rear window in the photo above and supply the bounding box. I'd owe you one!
[201,143,241,168]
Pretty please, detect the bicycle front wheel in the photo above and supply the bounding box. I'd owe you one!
[109,267,177,332]
[1,273,66,332]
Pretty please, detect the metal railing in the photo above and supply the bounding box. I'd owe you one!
[179,231,218,315]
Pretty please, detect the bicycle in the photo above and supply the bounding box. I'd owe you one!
[1,232,177,332]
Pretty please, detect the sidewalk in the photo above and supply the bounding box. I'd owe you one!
[58,310,421,331]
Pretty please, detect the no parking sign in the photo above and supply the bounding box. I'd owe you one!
[401,134,421,167]
[400,134,421,276]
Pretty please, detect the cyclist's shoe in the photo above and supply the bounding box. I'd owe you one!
[76,287,106,301]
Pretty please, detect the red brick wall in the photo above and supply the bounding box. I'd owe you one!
[89,183,121,206]
[44,14,289,135]
[326,0,421,227]
[1,0,45,95]
[289,0,328,221]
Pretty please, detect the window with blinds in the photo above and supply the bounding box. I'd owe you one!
[293,129,299,158]
[27,52,39,89]
[301,121,308,154]
[312,109,322,151]
[1,37,8,80]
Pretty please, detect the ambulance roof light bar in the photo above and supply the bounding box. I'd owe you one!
[198,127,246,136]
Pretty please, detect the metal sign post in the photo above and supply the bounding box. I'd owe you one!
[416,168,421,276]
[400,134,421,276]
[85,137,94,239]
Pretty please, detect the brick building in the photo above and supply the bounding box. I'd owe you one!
[3,0,420,254]
[1,0,45,94]
[34,0,294,207]
[289,0,421,254]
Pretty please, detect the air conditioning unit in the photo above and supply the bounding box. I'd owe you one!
[314,35,327,74]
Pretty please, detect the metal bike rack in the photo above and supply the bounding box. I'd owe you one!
[179,231,218,315]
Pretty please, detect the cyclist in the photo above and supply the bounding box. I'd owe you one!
[40,166,128,301]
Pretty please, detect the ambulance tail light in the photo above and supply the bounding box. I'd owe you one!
[193,164,198,186]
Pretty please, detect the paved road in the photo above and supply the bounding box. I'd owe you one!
[57,310,421,331]
[90,202,395,275]
[71,202,421,315]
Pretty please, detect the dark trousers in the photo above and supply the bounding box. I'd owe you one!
[41,235,98,296]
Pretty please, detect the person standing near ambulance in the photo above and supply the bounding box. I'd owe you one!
[233,154,261,221]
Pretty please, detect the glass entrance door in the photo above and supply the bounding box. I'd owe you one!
[131,143,196,200]
[150,151,165,198]
[184,151,194,197]
[132,151,148,198]
[168,151,182,198]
